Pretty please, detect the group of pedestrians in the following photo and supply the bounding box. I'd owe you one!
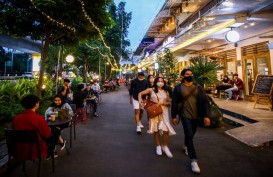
[129,69,211,174]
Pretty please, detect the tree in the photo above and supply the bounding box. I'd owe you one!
[105,1,132,62]
[43,1,132,83]
[157,48,178,84]
[0,0,113,96]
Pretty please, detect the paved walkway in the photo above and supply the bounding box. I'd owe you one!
[5,85,273,177]
[213,97,273,124]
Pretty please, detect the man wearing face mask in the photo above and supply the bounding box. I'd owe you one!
[129,72,148,134]
[171,69,210,174]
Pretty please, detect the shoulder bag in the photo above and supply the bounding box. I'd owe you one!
[144,91,163,118]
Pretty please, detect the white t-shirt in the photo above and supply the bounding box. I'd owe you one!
[91,83,100,92]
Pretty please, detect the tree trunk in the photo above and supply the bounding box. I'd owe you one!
[36,30,51,97]
[83,62,87,83]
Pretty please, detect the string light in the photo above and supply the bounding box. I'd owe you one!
[28,0,76,32]
[85,43,117,69]
[78,0,118,67]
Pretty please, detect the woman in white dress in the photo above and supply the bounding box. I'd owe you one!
[138,77,176,158]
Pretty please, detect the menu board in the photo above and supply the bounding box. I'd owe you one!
[252,75,273,95]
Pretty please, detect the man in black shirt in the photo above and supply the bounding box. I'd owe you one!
[58,78,71,103]
[129,72,148,134]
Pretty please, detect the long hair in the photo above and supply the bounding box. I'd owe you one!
[154,77,167,93]
[147,74,154,88]
[51,94,64,107]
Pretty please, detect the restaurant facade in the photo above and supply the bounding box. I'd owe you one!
[133,0,273,101]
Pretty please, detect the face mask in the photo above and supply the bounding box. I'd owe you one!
[138,78,144,81]
[149,78,154,82]
[184,76,193,82]
[157,82,164,87]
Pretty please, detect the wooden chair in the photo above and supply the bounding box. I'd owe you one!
[232,90,244,101]
[219,90,226,99]
[4,129,54,177]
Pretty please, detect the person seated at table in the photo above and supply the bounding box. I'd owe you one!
[45,94,74,150]
[215,75,231,97]
[103,80,110,93]
[83,83,99,117]
[91,80,101,99]
[13,94,59,160]
[109,79,116,91]
[225,73,244,100]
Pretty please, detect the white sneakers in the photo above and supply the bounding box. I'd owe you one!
[136,126,141,134]
[156,146,162,155]
[156,146,173,158]
[138,122,144,128]
[191,161,201,174]
[136,122,144,134]
[162,146,173,158]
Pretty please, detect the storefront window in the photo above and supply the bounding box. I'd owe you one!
[226,59,236,78]
[245,59,254,95]
[256,57,268,75]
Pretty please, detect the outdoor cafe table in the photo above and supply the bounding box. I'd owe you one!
[47,117,73,149]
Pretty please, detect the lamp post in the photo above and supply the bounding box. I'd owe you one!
[105,62,109,80]
[99,58,101,81]
[66,55,74,63]
[65,54,74,78]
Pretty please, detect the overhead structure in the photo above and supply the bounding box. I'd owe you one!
[133,0,273,64]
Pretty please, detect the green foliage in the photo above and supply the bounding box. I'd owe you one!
[0,79,35,102]
[0,79,55,140]
[188,55,221,87]
[105,1,132,60]
[0,78,54,120]
[157,48,179,84]
[1,0,114,96]
[71,76,83,91]
[0,0,113,44]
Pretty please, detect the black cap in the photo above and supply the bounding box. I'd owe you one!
[138,72,145,76]
[86,83,91,86]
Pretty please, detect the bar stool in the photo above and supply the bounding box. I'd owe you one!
[76,108,86,124]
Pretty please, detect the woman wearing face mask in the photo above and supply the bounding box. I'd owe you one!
[138,77,176,158]
[171,69,210,174]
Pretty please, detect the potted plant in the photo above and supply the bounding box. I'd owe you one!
[188,55,221,89]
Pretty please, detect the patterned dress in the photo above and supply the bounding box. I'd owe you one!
[148,90,176,136]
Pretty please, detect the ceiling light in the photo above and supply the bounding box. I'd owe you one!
[222,1,234,7]
[225,30,240,43]
[171,19,236,52]
[205,17,215,21]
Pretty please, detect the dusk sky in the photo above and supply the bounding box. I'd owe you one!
[113,0,165,52]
